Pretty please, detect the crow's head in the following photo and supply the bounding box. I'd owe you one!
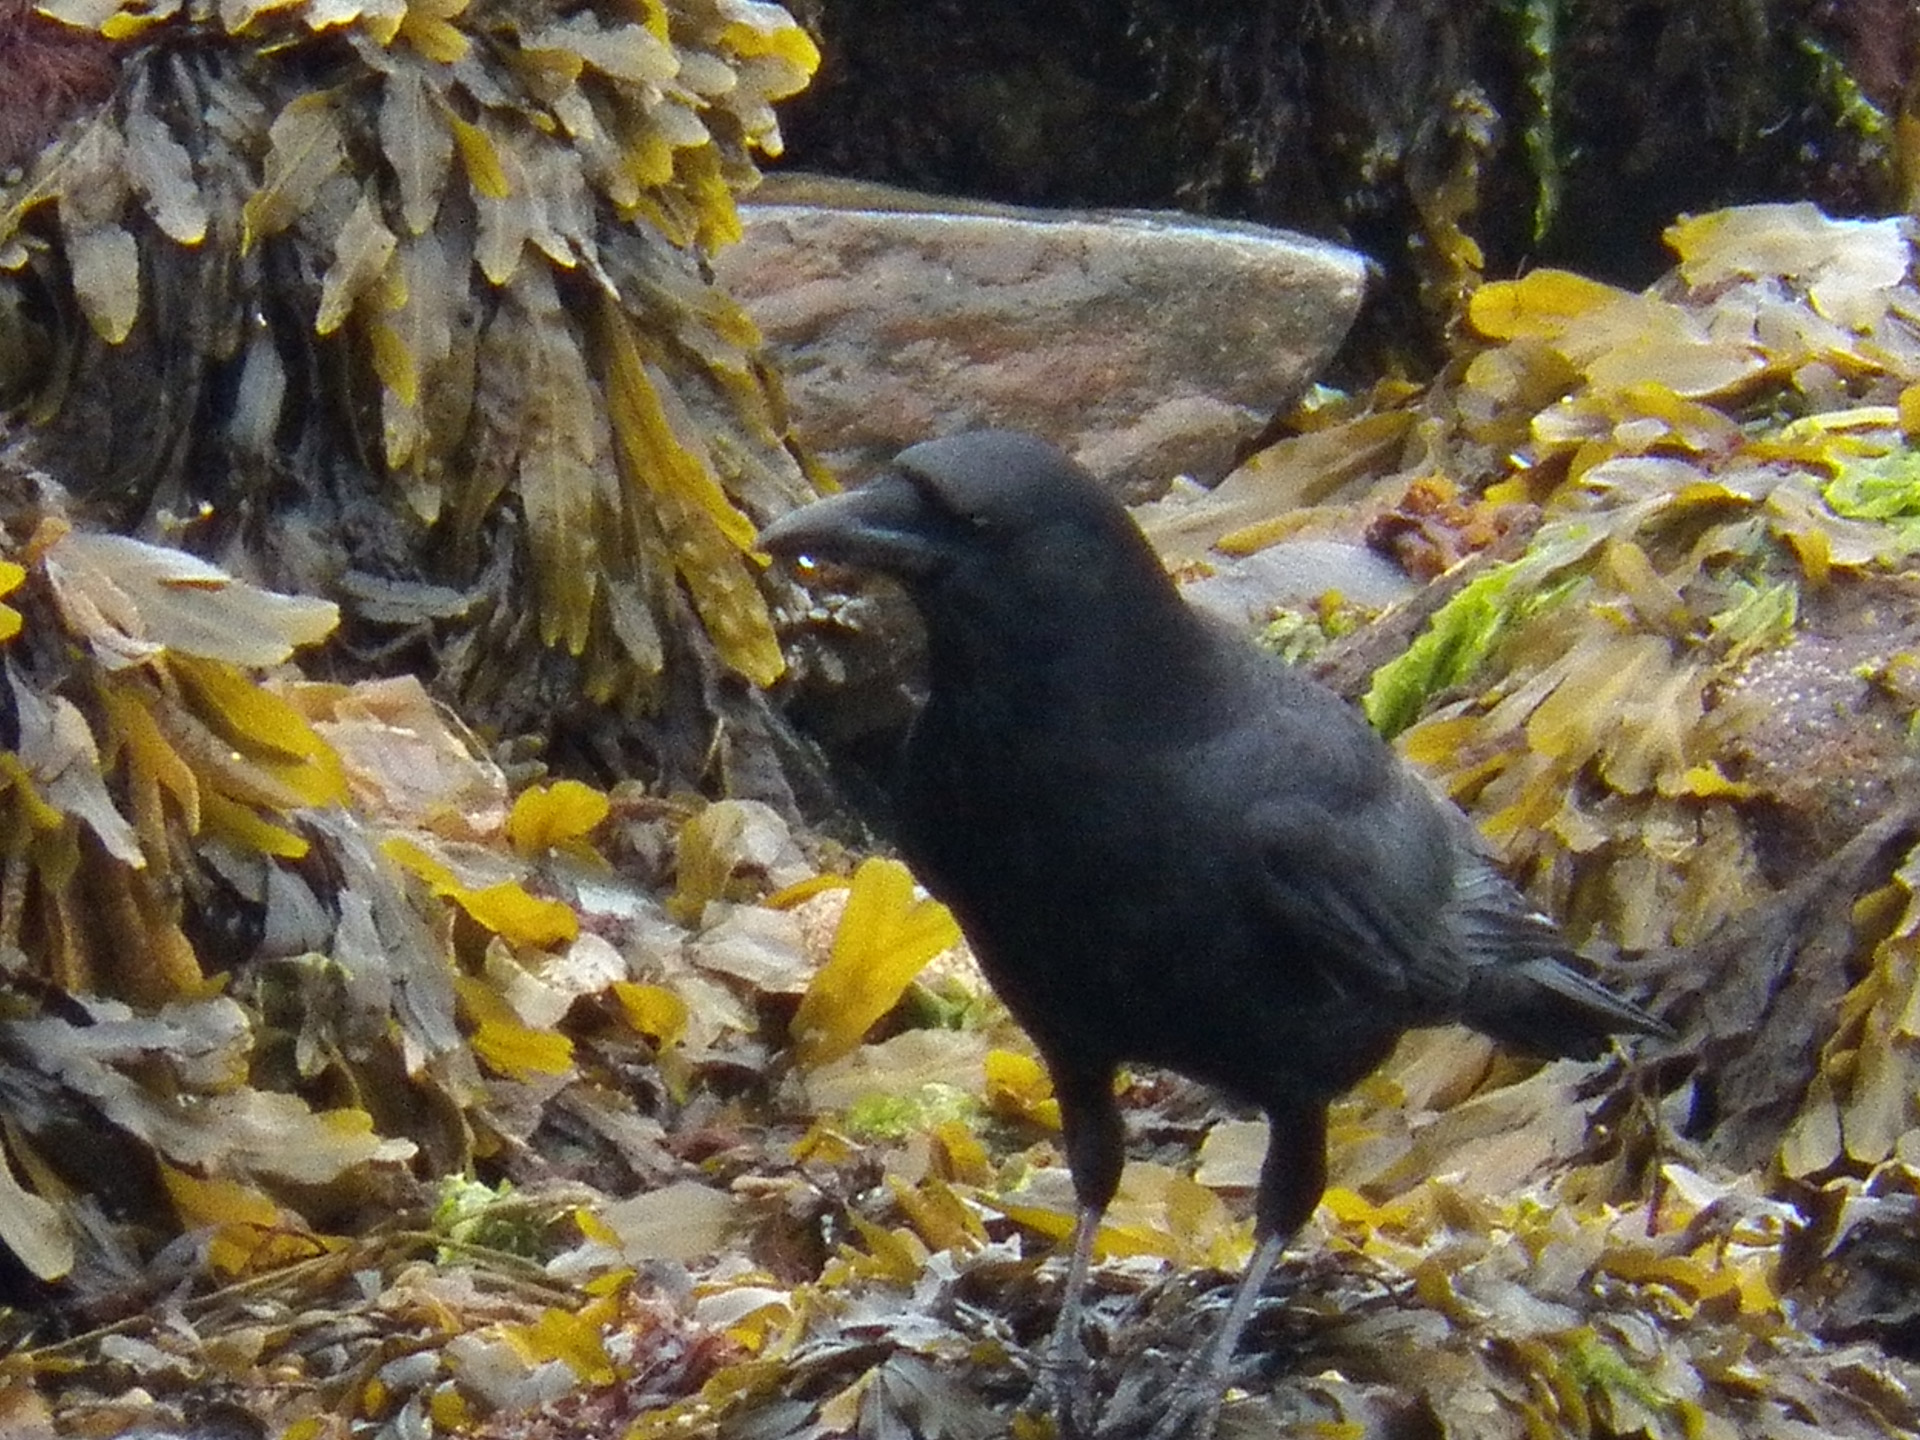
[758,430,1205,709]
[757,431,1172,619]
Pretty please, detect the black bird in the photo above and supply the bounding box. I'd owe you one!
[758,431,1670,1438]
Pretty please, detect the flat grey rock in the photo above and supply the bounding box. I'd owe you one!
[1182,539,1418,626]
[714,175,1370,497]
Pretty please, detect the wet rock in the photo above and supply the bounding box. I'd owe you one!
[716,175,1370,498]
[1723,620,1920,879]
[1180,539,1416,631]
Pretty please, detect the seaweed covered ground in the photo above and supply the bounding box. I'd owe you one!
[8,200,1920,1440]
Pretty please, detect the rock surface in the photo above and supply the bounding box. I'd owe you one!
[1181,539,1418,628]
[714,175,1370,497]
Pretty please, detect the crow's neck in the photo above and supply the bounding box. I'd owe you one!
[923,590,1219,740]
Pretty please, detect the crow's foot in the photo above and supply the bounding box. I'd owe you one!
[1035,1320,1099,1440]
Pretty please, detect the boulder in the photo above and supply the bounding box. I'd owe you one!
[715,175,1370,498]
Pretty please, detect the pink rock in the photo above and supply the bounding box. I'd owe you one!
[714,177,1369,497]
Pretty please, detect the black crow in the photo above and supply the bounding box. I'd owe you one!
[758,431,1670,1438]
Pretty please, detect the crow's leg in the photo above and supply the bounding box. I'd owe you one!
[1035,1064,1124,1440]
[1133,1231,1286,1440]
[1039,1200,1103,1435]
[1138,1101,1325,1440]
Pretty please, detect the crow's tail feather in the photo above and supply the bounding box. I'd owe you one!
[1450,858,1674,1059]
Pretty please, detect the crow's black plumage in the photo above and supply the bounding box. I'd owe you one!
[758,431,1670,1438]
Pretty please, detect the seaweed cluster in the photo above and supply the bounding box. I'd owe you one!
[0,0,820,769]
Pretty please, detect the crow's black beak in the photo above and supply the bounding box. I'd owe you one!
[756,471,949,578]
